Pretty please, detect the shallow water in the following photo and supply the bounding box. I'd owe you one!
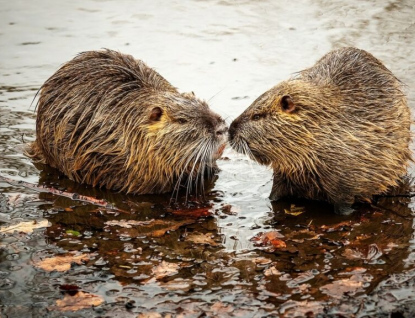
[1,0,415,317]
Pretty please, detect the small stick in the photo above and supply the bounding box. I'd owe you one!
[0,175,112,208]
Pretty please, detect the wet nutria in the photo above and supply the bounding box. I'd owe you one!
[229,47,411,213]
[27,49,228,195]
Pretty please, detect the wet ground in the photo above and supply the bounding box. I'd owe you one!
[1,0,415,317]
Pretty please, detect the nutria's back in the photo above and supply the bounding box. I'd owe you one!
[28,49,227,194]
[229,47,411,211]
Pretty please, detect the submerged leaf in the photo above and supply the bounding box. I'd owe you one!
[105,219,155,228]
[185,232,219,246]
[284,204,305,216]
[52,291,104,311]
[65,229,81,236]
[0,219,49,234]
[152,261,180,280]
[34,253,92,272]
[251,231,286,249]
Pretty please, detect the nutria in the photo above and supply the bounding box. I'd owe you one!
[229,47,411,213]
[27,49,227,195]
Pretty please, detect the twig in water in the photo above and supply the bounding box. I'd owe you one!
[0,175,113,209]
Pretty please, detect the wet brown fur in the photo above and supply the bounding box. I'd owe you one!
[27,49,227,195]
[229,47,411,209]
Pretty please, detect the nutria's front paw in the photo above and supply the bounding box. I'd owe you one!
[269,189,283,201]
[333,204,355,215]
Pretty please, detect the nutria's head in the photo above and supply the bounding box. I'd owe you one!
[229,80,336,172]
[136,90,227,193]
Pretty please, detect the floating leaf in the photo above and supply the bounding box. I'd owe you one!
[0,219,49,234]
[264,266,281,276]
[320,277,364,299]
[65,229,80,236]
[284,204,305,216]
[34,253,92,272]
[137,313,163,318]
[52,291,104,311]
[150,220,195,237]
[105,219,155,228]
[152,261,180,280]
[185,232,219,246]
[251,231,286,249]
[171,207,212,218]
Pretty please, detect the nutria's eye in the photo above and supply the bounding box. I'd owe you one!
[252,114,264,121]
[281,95,296,113]
[177,118,188,124]
[150,107,163,121]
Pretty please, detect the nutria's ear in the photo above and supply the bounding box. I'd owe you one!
[280,95,296,113]
[150,107,163,121]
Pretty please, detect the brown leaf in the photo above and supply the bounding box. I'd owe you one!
[264,266,281,276]
[160,279,191,291]
[320,221,351,232]
[320,277,364,299]
[171,207,212,218]
[251,231,286,249]
[105,219,155,228]
[284,204,305,216]
[34,253,91,272]
[252,257,272,265]
[152,261,180,280]
[342,248,365,260]
[185,232,219,246]
[150,220,194,237]
[211,301,233,314]
[137,313,163,318]
[0,219,50,234]
[52,291,104,311]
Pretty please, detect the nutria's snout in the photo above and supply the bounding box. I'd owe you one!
[228,116,243,142]
[215,123,228,137]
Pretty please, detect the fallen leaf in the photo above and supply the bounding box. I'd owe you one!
[137,313,162,318]
[252,257,272,265]
[65,229,80,236]
[150,220,194,237]
[185,232,219,246]
[264,266,281,276]
[152,261,180,280]
[34,253,91,272]
[284,204,305,216]
[211,301,233,314]
[251,231,286,249]
[172,207,212,218]
[279,300,325,316]
[52,291,104,311]
[0,219,50,234]
[105,219,155,228]
[320,221,351,232]
[342,248,365,260]
[320,277,364,299]
[160,279,191,291]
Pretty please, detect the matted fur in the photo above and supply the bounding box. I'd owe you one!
[229,47,411,208]
[27,49,227,195]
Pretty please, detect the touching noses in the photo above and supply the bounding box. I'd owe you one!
[215,124,228,137]
[228,117,240,141]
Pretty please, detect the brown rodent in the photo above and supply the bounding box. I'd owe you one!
[229,47,411,213]
[27,49,227,195]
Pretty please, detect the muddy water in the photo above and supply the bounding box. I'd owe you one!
[1,0,415,317]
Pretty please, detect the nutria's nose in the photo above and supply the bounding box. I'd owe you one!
[216,125,228,137]
[229,119,239,141]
